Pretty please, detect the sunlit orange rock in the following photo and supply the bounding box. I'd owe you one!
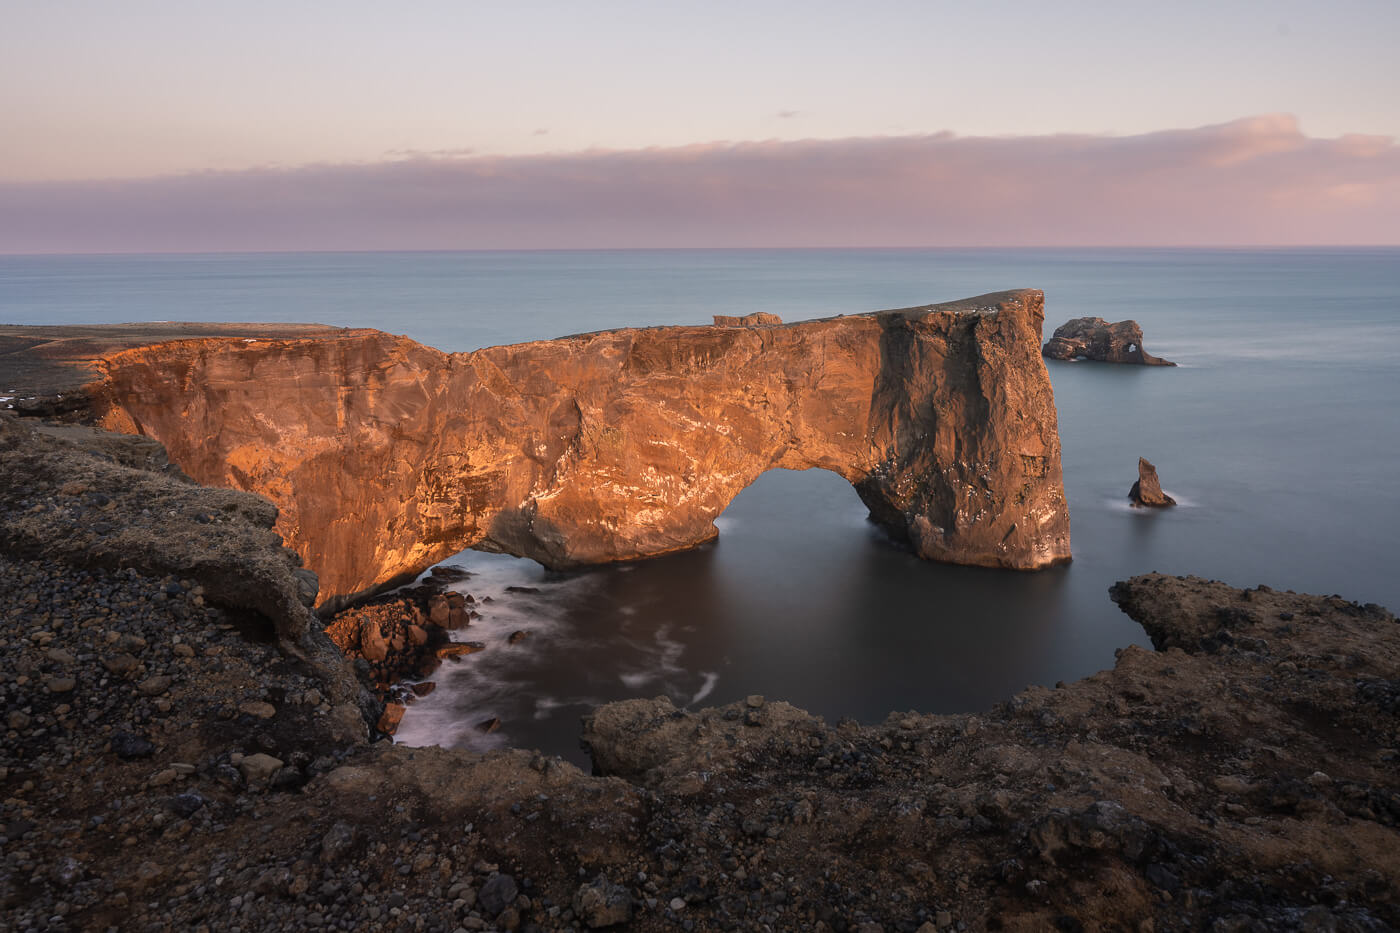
[92,290,1071,610]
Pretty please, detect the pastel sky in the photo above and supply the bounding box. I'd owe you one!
[3,0,1398,250]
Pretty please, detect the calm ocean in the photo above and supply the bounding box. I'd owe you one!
[4,248,1398,764]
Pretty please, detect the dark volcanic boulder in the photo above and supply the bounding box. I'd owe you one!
[1129,457,1176,507]
[1043,317,1174,365]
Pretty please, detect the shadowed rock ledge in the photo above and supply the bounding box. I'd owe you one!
[76,289,1070,610]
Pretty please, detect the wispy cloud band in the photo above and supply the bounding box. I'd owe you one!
[3,115,1396,252]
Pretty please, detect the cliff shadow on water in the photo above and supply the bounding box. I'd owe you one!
[392,466,1114,767]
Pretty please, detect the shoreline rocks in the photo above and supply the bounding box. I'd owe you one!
[1043,316,1175,365]
[322,570,494,734]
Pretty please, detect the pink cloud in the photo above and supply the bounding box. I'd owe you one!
[1,116,1397,252]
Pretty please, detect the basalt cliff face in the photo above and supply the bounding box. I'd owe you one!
[91,289,1070,609]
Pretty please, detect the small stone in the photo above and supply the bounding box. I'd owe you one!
[46,647,76,665]
[293,568,319,606]
[320,822,356,863]
[111,733,155,759]
[239,701,276,720]
[573,875,634,928]
[47,676,77,693]
[479,873,518,915]
[378,703,406,735]
[1213,774,1254,795]
[238,753,284,784]
[101,653,140,675]
[173,643,196,658]
[149,768,179,787]
[171,792,206,817]
[360,622,389,662]
[507,630,531,645]
[745,694,765,709]
[437,642,485,659]
[669,897,687,911]
[137,675,172,696]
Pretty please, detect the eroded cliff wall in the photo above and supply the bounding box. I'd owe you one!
[93,289,1070,609]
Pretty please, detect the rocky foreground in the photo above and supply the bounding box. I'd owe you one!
[2,414,1398,932]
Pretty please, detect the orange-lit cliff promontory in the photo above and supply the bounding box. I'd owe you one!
[90,290,1071,610]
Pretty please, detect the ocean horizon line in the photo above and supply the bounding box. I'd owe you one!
[3,243,1399,259]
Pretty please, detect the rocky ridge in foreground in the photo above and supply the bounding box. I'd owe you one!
[2,414,1398,932]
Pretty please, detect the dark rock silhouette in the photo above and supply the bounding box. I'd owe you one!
[1129,457,1176,507]
[1043,317,1175,365]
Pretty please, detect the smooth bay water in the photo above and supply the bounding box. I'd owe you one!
[4,248,1398,766]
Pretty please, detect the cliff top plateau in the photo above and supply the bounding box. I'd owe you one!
[0,322,358,411]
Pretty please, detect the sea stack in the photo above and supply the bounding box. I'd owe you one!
[1043,317,1175,365]
[1129,457,1176,507]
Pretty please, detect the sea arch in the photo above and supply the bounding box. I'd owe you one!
[94,290,1071,611]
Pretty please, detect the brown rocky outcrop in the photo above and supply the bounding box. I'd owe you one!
[81,289,1068,609]
[1042,316,1175,365]
[1129,456,1176,507]
[712,311,783,327]
[0,415,319,648]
